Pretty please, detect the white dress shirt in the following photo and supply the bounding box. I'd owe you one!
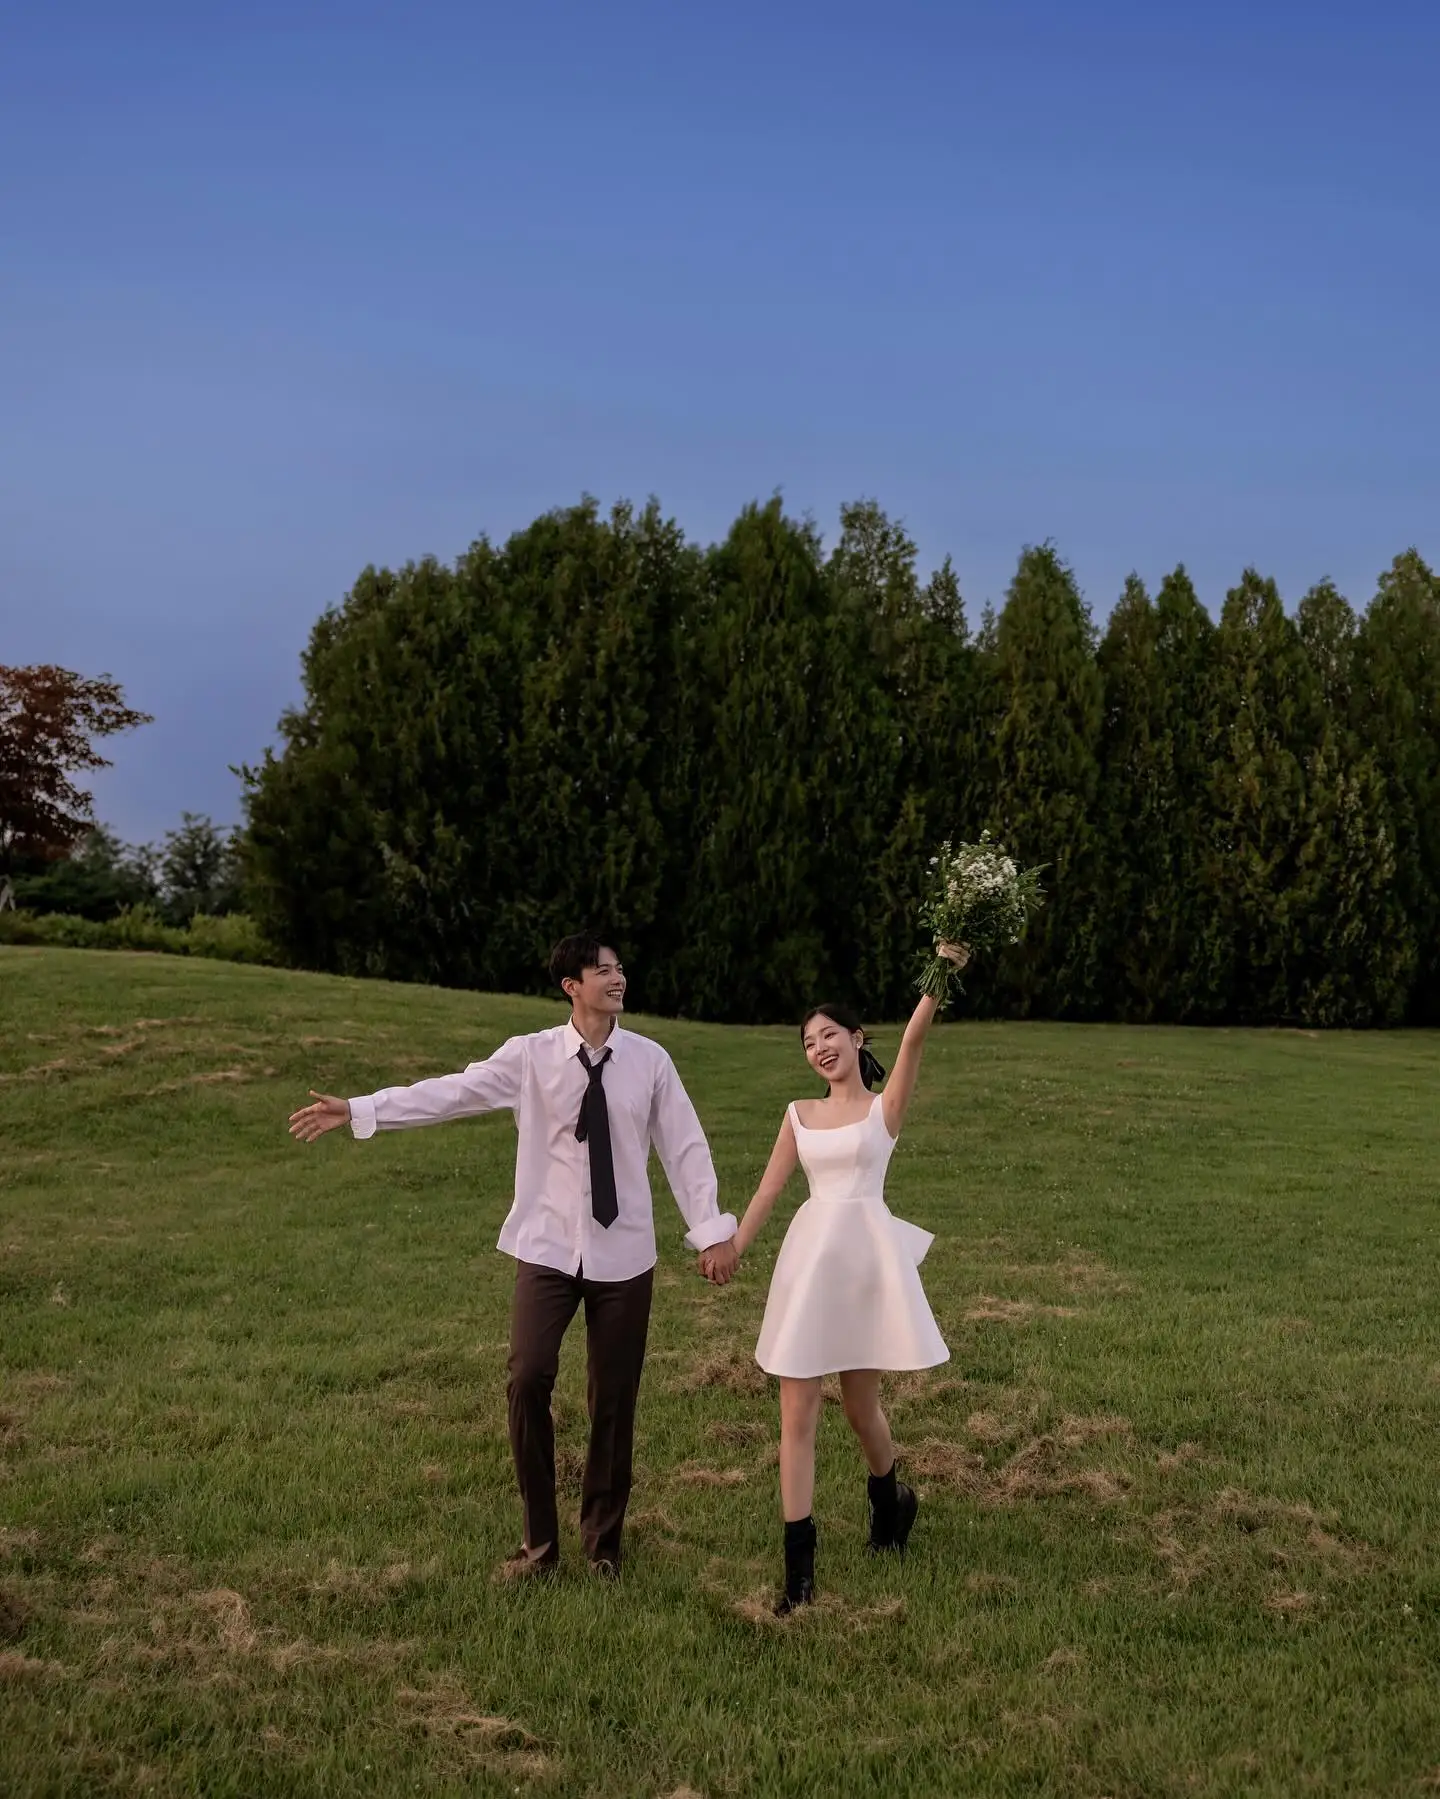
[348,1020,736,1282]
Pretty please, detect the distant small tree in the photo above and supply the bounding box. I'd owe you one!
[0,665,151,873]
[159,813,244,923]
[13,824,160,920]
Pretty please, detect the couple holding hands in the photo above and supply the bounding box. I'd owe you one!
[289,930,966,1615]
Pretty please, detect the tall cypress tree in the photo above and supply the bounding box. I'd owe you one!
[1354,550,1440,1022]
[893,555,986,1005]
[986,544,1103,1016]
[819,504,980,1018]
[1207,570,1325,1022]
[1148,567,1228,1019]
[242,553,522,983]
[369,546,538,990]
[670,499,834,1022]
[485,499,683,999]
[1094,574,1186,1020]
[1288,580,1415,1024]
[626,515,714,1017]
[817,502,914,1017]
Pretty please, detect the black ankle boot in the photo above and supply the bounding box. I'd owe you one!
[775,1516,816,1616]
[868,1463,919,1553]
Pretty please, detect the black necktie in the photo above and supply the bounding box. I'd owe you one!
[575,1045,618,1228]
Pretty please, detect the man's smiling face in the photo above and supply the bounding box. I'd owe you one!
[566,948,626,1017]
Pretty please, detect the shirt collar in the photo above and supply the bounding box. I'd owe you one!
[564,1018,622,1060]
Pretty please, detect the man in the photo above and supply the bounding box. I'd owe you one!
[288,933,739,1580]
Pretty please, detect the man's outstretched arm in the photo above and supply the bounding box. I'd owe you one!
[288,1037,526,1143]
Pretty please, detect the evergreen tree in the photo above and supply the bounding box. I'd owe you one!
[820,504,979,1018]
[1285,581,1414,1023]
[12,824,159,919]
[893,559,986,1004]
[485,499,688,1005]
[985,545,1103,1016]
[669,499,835,1022]
[1207,570,1325,1022]
[243,552,526,982]
[1093,569,1237,1023]
[159,813,244,923]
[640,524,725,1017]
[1149,567,1227,1019]
[1354,551,1440,1022]
[1094,574,1174,1020]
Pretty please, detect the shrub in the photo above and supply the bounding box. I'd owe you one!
[183,912,277,965]
[0,908,282,967]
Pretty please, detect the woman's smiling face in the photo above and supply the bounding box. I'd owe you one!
[801,1012,862,1086]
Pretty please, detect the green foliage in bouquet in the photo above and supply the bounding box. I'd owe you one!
[917,833,1047,1000]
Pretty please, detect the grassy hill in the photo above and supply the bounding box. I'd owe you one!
[2,947,1438,1797]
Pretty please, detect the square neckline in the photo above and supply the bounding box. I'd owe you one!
[790,1094,883,1134]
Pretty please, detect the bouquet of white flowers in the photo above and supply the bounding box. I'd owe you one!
[917,833,1046,1000]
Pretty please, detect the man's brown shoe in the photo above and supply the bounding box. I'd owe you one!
[495,1546,559,1584]
[588,1557,620,1582]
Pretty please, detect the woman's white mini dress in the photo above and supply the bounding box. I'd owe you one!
[754,1095,950,1378]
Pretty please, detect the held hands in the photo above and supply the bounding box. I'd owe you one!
[288,1092,352,1142]
[697,1238,740,1286]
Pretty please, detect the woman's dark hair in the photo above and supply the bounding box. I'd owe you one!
[800,1003,887,1090]
[548,932,620,992]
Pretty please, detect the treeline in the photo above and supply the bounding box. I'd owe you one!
[241,498,1440,1027]
[9,815,244,925]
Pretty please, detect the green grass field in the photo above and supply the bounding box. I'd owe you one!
[2,948,1438,1798]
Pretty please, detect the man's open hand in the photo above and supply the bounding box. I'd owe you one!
[288,1092,351,1143]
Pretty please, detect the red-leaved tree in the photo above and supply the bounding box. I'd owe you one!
[0,665,153,873]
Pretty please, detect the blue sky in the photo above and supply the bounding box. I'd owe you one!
[3,0,1436,843]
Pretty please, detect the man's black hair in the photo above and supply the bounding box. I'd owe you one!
[548,932,620,992]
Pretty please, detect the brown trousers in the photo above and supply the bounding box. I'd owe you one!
[506,1259,654,1566]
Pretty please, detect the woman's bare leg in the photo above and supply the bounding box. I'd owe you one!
[778,1376,823,1520]
[839,1369,894,1475]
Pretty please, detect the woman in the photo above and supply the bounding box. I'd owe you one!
[722,942,966,1615]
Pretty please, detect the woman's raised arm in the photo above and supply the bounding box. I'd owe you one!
[880,942,968,1138]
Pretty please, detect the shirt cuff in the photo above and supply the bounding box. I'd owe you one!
[684,1212,738,1253]
[348,1094,377,1140]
